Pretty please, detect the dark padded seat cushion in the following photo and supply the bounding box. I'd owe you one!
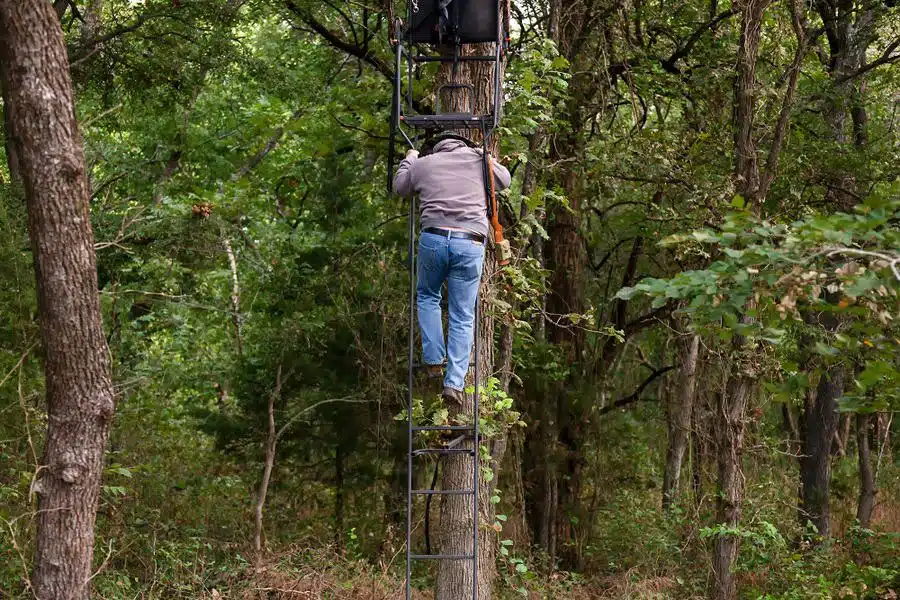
[409,0,499,44]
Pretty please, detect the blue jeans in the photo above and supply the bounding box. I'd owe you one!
[417,231,485,391]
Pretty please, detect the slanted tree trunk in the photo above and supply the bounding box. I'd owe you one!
[0,2,116,599]
[663,333,700,511]
[253,365,282,561]
[834,414,852,457]
[855,413,876,529]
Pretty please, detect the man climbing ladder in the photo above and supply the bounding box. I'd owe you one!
[389,1,510,597]
[393,133,511,404]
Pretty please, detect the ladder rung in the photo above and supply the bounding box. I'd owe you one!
[410,554,475,560]
[412,448,475,456]
[409,362,476,369]
[412,426,475,432]
[412,55,497,63]
[412,489,475,495]
[401,114,494,130]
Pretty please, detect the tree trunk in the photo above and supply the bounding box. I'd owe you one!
[663,333,700,511]
[1,80,21,184]
[855,413,876,529]
[782,403,800,449]
[334,443,345,550]
[521,0,609,569]
[711,374,752,600]
[0,3,116,599]
[874,412,892,475]
[436,261,501,599]
[435,24,507,598]
[691,410,704,505]
[253,372,278,560]
[80,0,103,48]
[501,426,530,547]
[799,367,842,538]
[832,414,851,457]
[710,0,772,592]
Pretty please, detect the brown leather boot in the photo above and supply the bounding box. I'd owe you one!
[441,386,466,406]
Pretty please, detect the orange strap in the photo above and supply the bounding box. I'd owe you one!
[486,154,504,244]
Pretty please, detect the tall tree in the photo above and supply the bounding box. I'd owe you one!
[713,0,809,593]
[433,20,510,600]
[855,413,876,528]
[663,331,700,511]
[796,0,881,539]
[523,0,604,568]
[0,2,116,599]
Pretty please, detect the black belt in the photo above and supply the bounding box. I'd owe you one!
[422,227,485,244]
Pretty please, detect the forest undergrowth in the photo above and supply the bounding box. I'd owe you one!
[3,397,897,599]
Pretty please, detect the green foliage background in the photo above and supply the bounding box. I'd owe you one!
[0,0,898,598]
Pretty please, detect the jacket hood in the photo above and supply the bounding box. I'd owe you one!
[433,139,468,153]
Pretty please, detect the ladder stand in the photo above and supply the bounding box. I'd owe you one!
[389,2,507,599]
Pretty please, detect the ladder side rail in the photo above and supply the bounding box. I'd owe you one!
[492,0,502,128]
[388,42,404,193]
[406,192,417,600]
[472,234,481,600]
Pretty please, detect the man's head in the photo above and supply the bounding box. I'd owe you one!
[421,131,476,155]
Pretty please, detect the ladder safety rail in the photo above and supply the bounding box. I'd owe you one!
[387,0,506,194]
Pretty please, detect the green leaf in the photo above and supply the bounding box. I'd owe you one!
[813,342,839,356]
[615,286,639,300]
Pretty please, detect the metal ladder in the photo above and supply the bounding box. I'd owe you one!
[405,194,480,600]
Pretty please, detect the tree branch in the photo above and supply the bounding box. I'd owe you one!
[69,13,158,63]
[835,37,900,84]
[661,8,739,73]
[231,109,304,183]
[285,1,393,82]
[759,0,811,198]
[597,365,676,415]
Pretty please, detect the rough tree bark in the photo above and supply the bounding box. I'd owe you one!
[663,332,700,511]
[80,0,103,48]
[0,2,116,599]
[711,369,754,600]
[855,413,876,528]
